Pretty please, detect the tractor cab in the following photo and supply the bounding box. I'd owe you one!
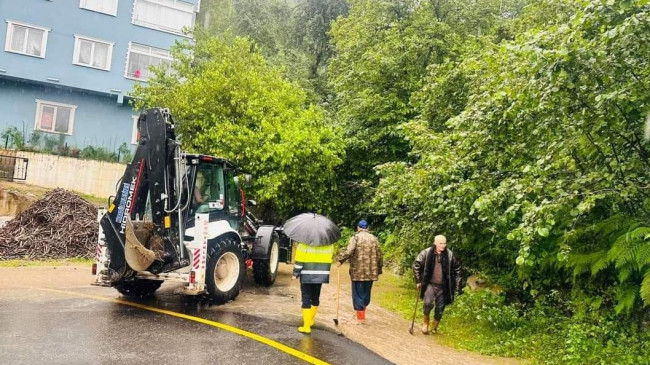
[184,154,249,236]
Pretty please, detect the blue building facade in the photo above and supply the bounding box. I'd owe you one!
[0,0,199,151]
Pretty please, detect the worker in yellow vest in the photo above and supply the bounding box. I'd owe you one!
[292,242,334,334]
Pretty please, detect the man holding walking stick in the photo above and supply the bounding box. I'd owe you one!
[413,235,462,334]
[336,220,383,324]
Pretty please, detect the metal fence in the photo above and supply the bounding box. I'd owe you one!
[0,155,28,181]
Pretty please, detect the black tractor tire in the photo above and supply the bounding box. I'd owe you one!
[115,279,163,298]
[206,237,245,304]
[253,231,280,286]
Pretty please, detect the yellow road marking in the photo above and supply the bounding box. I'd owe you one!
[37,288,330,365]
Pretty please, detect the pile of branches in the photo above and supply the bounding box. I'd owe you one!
[0,188,98,259]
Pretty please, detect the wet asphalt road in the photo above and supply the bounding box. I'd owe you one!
[0,268,392,365]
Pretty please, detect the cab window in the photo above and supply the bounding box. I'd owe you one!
[191,164,225,214]
[225,169,242,216]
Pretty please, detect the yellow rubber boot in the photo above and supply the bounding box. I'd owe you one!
[309,306,318,326]
[298,309,312,334]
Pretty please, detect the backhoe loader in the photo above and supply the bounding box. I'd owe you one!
[92,108,290,303]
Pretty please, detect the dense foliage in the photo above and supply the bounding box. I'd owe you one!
[132,32,344,217]
[442,289,650,364]
[134,0,650,362]
[330,0,650,362]
[328,0,526,224]
[199,0,348,103]
[372,0,650,314]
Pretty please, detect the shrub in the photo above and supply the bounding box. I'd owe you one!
[1,126,24,149]
[1,126,130,163]
[442,289,650,364]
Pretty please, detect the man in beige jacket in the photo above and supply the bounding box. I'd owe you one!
[336,220,383,323]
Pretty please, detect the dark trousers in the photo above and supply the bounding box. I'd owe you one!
[300,283,322,309]
[351,281,373,311]
[423,284,446,321]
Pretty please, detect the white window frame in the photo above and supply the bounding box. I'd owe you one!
[131,115,139,144]
[131,0,195,36]
[34,100,77,135]
[4,20,50,58]
[79,0,119,16]
[124,42,172,81]
[73,35,114,71]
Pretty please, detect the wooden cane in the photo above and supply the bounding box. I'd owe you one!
[408,285,422,335]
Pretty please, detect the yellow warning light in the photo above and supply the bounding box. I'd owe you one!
[164,216,171,228]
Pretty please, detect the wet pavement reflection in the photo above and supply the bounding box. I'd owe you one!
[0,268,392,365]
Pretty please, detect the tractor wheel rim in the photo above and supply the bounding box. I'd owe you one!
[215,252,239,291]
[269,242,279,274]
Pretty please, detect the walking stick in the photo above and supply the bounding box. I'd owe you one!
[333,266,340,326]
[408,285,422,335]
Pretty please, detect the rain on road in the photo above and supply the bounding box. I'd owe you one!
[0,266,392,365]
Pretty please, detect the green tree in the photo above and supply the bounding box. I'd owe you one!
[373,0,650,314]
[291,0,348,100]
[328,0,526,224]
[198,0,347,104]
[132,32,344,218]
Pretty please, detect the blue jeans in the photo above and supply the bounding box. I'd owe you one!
[351,281,373,310]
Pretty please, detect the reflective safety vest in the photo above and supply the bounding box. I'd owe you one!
[293,243,334,284]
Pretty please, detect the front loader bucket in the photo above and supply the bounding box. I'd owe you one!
[124,217,157,272]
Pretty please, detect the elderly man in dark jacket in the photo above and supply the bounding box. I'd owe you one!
[413,235,462,334]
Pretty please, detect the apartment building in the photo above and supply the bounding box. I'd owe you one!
[0,0,199,151]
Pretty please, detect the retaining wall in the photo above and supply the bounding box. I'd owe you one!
[1,150,125,199]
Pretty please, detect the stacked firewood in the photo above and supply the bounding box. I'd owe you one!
[0,189,98,259]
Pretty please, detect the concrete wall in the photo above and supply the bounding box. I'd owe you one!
[15,151,125,199]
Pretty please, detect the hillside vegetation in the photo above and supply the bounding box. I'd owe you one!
[135,1,650,362]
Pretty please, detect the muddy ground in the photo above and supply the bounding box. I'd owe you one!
[0,181,34,228]
[0,182,39,217]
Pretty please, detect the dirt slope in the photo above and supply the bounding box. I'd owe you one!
[0,182,40,216]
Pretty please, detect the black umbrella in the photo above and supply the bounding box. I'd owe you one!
[282,213,341,246]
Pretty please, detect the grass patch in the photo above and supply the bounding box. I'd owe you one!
[0,258,93,267]
[432,289,649,364]
[374,269,427,322]
[75,191,107,207]
[375,272,650,364]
